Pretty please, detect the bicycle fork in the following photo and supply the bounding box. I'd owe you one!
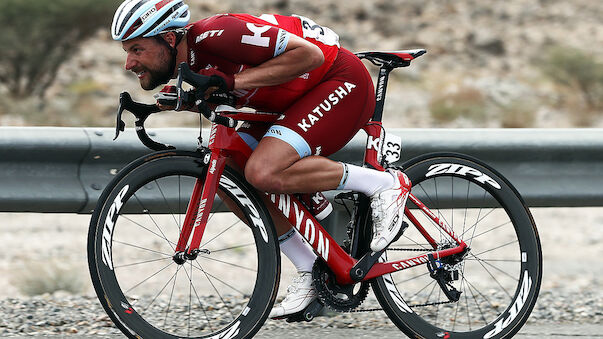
[174,151,226,260]
[173,123,253,261]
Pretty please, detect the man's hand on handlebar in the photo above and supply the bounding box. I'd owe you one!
[153,85,181,110]
[153,79,236,112]
[198,67,234,93]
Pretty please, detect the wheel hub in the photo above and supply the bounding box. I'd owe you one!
[172,249,210,265]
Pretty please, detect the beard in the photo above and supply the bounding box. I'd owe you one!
[140,63,172,90]
[139,48,174,90]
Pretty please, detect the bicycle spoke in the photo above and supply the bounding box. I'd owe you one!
[464,258,519,263]
[114,256,171,269]
[124,261,174,296]
[113,239,173,257]
[464,219,511,241]
[472,239,519,257]
[191,262,237,321]
[184,262,214,331]
[467,191,489,249]
[424,280,439,305]
[200,218,242,248]
[154,179,181,232]
[450,176,454,235]
[463,275,501,312]
[133,194,176,252]
[198,255,257,272]
[206,198,225,225]
[190,261,250,296]
[469,253,519,282]
[210,242,256,253]
[460,207,498,240]
[180,263,215,332]
[460,179,473,239]
[393,270,431,286]
[397,234,432,251]
[408,279,438,304]
[163,265,181,328]
[121,215,178,248]
[465,278,489,326]
[469,254,515,299]
[140,268,180,316]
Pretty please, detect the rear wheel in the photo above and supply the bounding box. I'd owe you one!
[88,151,280,338]
[372,153,542,339]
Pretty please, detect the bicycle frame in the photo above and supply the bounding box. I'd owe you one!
[174,60,467,286]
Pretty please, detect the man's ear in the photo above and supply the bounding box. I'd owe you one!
[162,32,177,48]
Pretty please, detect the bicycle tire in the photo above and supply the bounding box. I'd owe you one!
[88,150,280,338]
[371,153,542,339]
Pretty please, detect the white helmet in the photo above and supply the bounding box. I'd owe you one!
[112,0,190,41]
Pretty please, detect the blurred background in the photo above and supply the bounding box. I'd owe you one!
[0,0,602,129]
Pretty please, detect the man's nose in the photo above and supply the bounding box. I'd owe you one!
[125,54,138,71]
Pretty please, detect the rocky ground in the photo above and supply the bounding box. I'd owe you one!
[0,288,601,337]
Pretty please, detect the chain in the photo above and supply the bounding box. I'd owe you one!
[387,247,430,252]
[349,307,383,313]
[348,299,456,313]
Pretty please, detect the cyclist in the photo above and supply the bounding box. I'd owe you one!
[111,0,411,319]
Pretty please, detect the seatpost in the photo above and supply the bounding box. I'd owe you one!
[371,65,394,123]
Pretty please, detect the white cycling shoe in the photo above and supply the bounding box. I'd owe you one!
[269,271,317,319]
[370,169,412,252]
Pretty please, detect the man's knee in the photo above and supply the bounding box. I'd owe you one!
[244,159,284,193]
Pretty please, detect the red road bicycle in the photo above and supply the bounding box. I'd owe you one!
[88,49,542,339]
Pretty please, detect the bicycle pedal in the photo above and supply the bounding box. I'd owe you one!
[302,299,324,322]
[284,299,323,323]
[392,221,409,243]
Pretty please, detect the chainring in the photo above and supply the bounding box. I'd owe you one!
[312,259,370,312]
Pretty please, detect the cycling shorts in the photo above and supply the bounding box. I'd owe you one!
[238,48,375,157]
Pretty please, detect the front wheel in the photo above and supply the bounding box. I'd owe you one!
[88,151,280,338]
[372,153,542,339]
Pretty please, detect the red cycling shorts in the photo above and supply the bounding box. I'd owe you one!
[238,48,375,157]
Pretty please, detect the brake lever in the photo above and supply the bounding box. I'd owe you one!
[175,65,186,111]
[114,92,130,140]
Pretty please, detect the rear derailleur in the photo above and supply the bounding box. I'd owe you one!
[426,246,469,302]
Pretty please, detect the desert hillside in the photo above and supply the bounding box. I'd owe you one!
[1,0,602,128]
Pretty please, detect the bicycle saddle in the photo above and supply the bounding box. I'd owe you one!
[355,49,426,68]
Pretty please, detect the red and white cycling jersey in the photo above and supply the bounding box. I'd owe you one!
[186,13,340,112]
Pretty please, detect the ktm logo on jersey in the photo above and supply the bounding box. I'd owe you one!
[297,82,356,132]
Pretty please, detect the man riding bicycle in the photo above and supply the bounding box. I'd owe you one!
[111,0,411,319]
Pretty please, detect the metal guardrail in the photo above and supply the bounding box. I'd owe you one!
[1,127,602,213]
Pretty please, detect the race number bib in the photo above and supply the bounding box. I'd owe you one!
[293,15,340,47]
[379,132,403,165]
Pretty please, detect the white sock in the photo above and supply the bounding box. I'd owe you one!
[278,228,317,273]
[338,163,395,196]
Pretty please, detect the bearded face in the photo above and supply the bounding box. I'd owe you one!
[122,37,174,90]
